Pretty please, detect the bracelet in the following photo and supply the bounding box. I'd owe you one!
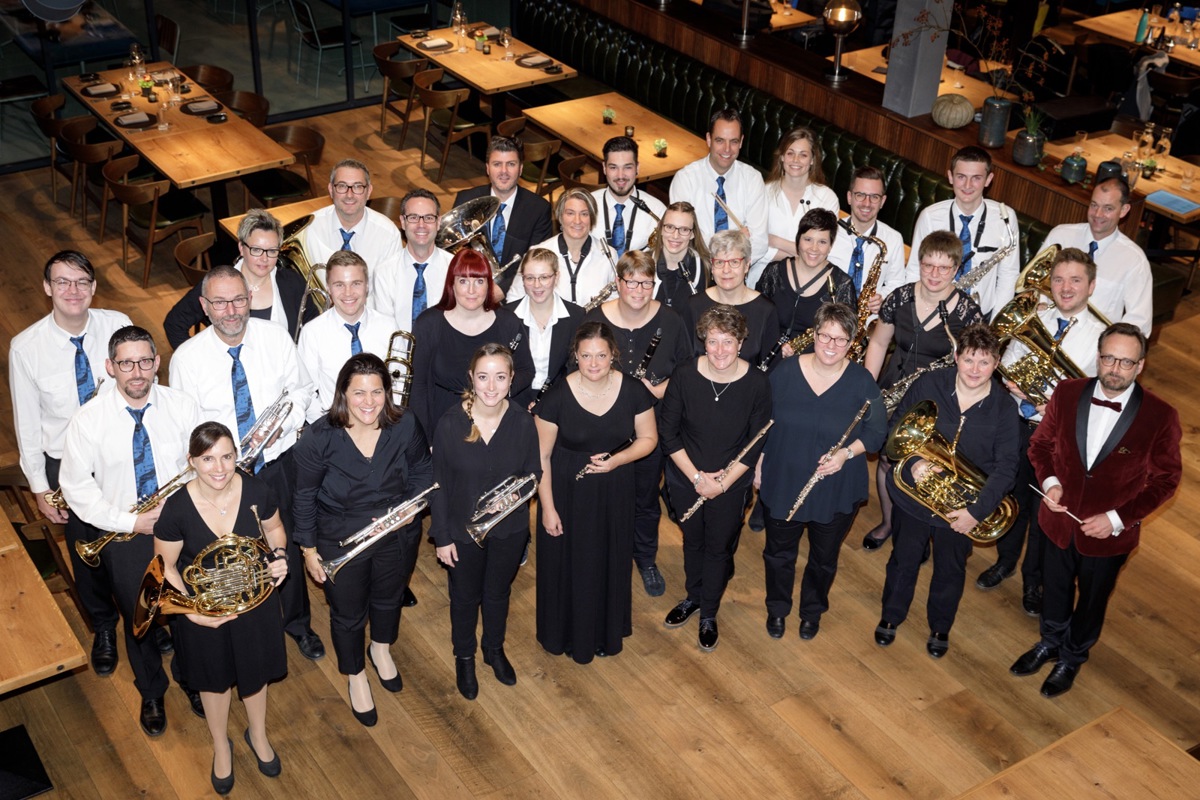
[692,472,702,486]
[843,447,854,461]
[300,546,317,558]
[716,475,725,492]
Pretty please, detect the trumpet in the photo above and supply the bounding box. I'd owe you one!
[385,330,416,408]
[237,390,294,471]
[465,473,539,546]
[575,437,634,480]
[679,420,774,522]
[75,467,195,567]
[278,215,328,316]
[320,483,439,583]
[787,401,871,521]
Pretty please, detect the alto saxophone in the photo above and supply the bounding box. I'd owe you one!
[955,205,1016,296]
[839,219,887,363]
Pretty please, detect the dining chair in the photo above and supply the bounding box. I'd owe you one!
[496,117,563,199]
[155,14,180,64]
[1147,71,1200,129]
[366,196,406,226]
[174,232,216,286]
[373,42,426,147]
[103,155,208,288]
[386,0,432,36]
[180,64,235,94]
[59,117,122,233]
[30,94,86,207]
[414,68,491,184]
[241,124,326,208]
[556,154,605,193]
[287,0,368,98]
[213,90,271,128]
[20,520,90,631]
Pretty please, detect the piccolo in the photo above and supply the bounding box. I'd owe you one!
[575,437,635,480]
[711,192,744,230]
[787,400,871,521]
[679,420,774,522]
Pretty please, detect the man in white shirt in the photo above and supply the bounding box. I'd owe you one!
[592,136,666,257]
[670,108,770,285]
[1039,178,1153,336]
[60,325,200,737]
[905,146,1020,319]
[169,265,324,661]
[10,250,130,676]
[829,166,908,314]
[300,251,393,421]
[372,188,451,331]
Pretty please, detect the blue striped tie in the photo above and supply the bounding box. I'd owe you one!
[957,214,973,279]
[128,405,158,501]
[612,203,626,256]
[228,345,261,472]
[339,229,355,251]
[849,236,866,291]
[491,204,507,259]
[345,322,363,355]
[70,335,96,406]
[714,176,728,232]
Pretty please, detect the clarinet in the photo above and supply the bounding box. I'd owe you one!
[758,333,790,372]
[632,328,663,381]
[575,437,635,480]
[508,331,523,351]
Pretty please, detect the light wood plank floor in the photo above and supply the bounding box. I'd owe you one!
[1,106,1198,799]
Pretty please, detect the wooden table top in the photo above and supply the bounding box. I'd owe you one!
[686,0,816,32]
[396,27,578,95]
[523,92,709,182]
[1077,9,1200,70]
[959,707,1200,798]
[62,63,295,190]
[219,197,333,239]
[0,519,87,695]
[833,45,1014,109]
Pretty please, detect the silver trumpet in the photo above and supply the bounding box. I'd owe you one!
[320,483,439,583]
[237,390,294,471]
[465,473,539,546]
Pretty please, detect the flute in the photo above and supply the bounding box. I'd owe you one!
[786,400,871,521]
[711,192,745,230]
[679,420,774,522]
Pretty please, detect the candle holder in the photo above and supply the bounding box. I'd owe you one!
[625,125,635,137]
[824,0,863,84]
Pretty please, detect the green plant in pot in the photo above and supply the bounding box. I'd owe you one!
[1012,105,1046,167]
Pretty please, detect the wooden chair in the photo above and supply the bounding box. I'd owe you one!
[103,155,208,288]
[373,42,426,147]
[1147,71,1200,129]
[496,118,563,198]
[174,232,215,286]
[414,68,491,184]
[367,196,406,225]
[59,118,122,233]
[30,94,85,207]
[20,520,91,632]
[241,124,325,208]
[287,0,367,97]
[213,90,271,128]
[180,64,235,94]
[155,13,180,64]
[556,154,604,193]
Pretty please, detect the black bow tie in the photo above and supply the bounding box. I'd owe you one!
[1091,398,1122,412]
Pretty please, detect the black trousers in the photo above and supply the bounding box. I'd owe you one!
[101,528,168,699]
[991,423,1046,586]
[1039,539,1128,667]
[46,454,119,633]
[881,507,973,633]
[763,506,856,623]
[260,451,312,638]
[678,484,749,618]
[447,532,525,657]
[632,446,665,569]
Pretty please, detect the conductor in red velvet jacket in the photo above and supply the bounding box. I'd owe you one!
[1010,322,1181,698]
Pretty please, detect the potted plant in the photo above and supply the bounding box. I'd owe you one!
[602,107,615,125]
[138,78,155,98]
[653,138,668,158]
[1012,105,1046,166]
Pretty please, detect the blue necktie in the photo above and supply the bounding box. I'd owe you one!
[412,262,428,325]
[228,345,261,472]
[128,405,158,501]
[70,334,96,406]
[1088,240,1098,261]
[491,204,507,259]
[714,176,728,232]
[612,203,626,256]
[849,236,866,291]
[1020,318,1071,419]
[339,228,355,251]
[345,322,362,356]
[957,214,973,279]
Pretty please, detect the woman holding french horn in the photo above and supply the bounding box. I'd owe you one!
[153,421,290,795]
[431,344,541,700]
[293,354,434,727]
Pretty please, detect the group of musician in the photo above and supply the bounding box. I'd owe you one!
[10,108,1182,794]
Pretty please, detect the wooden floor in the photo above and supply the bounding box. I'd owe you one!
[1,105,1199,799]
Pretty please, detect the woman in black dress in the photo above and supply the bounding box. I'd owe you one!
[535,321,658,663]
[757,302,887,641]
[432,344,541,700]
[660,305,772,651]
[651,201,710,312]
[154,421,290,794]
[861,230,984,550]
[293,354,433,727]
[507,247,584,410]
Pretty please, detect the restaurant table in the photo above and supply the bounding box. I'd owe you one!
[687,0,816,32]
[220,196,333,239]
[0,0,138,92]
[832,45,1014,109]
[523,92,709,182]
[1076,9,1200,71]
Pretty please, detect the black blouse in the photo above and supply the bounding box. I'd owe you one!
[877,283,983,390]
[655,251,709,313]
[755,258,856,341]
[583,303,693,388]
[683,292,780,368]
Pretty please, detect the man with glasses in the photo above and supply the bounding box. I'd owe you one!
[1012,322,1180,697]
[373,189,450,332]
[591,137,666,257]
[829,166,907,314]
[169,266,322,662]
[60,325,200,736]
[303,159,403,287]
[11,250,131,678]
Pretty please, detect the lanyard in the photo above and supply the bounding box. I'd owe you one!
[558,234,592,303]
[948,202,996,258]
[602,190,639,248]
[784,259,834,335]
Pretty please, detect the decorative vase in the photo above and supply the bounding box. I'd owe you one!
[1061,150,1087,184]
[654,148,667,158]
[1012,129,1046,166]
[978,97,1012,149]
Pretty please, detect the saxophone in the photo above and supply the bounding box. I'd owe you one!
[881,301,957,413]
[955,204,1016,296]
[842,221,887,363]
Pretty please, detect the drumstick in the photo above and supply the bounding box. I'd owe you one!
[711,192,745,230]
[1026,484,1083,523]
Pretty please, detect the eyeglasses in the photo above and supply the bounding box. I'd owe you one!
[661,223,693,236]
[816,332,850,347]
[204,295,250,311]
[920,261,955,275]
[403,213,438,224]
[240,241,280,258]
[522,274,555,285]
[851,192,884,203]
[1098,354,1141,370]
[621,278,655,290]
[332,182,368,195]
[113,357,156,372]
[49,277,94,291]
[712,257,745,269]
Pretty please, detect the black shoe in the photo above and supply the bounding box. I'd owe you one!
[748,499,765,532]
[874,620,897,646]
[368,648,403,693]
[402,587,418,607]
[91,629,118,676]
[520,538,530,567]
[766,615,785,639]
[698,618,718,651]
[927,631,949,659]
[291,631,326,661]
[140,697,167,737]
[184,687,205,719]
[664,599,700,628]
[211,737,234,795]
[348,680,377,727]
[1040,662,1078,698]
[153,626,174,654]
[244,728,281,777]
[1022,585,1043,617]
[920,540,932,565]
[976,562,1014,590]
[799,620,820,640]
[861,528,891,551]
[1010,644,1059,676]
[639,564,666,597]
[456,656,478,700]
[483,647,517,686]
[594,647,609,658]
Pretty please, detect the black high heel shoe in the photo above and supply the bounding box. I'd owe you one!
[244,728,281,777]
[211,737,234,795]
[368,647,404,693]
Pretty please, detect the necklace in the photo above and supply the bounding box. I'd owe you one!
[196,488,232,516]
[577,373,613,399]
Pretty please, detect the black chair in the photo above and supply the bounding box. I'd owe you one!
[287,0,368,97]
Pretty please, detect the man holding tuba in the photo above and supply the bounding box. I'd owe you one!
[60,326,201,736]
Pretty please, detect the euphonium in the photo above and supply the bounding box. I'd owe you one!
[885,400,1018,544]
[320,483,439,583]
[278,214,328,315]
[991,290,1086,407]
[75,467,196,567]
[385,330,416,408]
[237,390,294,470]
[1016,244,1112,327]
[437,196,502,275]
[466,473,539,546]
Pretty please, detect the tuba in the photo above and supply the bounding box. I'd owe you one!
[75,467,195,567]
[385,331,416,408]
[886,400,1018,544]
[991,291,1086,407]
[320,483,439,582]
[465,473,539,546]
[278,215,329,316]
[437,196,502,276]
[1017,244,1113,327]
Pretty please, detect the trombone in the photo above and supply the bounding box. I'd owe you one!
[385,330,416,408]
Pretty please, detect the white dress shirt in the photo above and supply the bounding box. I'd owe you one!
[1001,304,1104,422]
[506,234,616,306]
[512,293,575,388]
[905,198,1020,319]
[299,306,393,421]
[765,181,841,262]
[669,158,769,281]
[302,203,404,292]
[371,245,451,332]
[829,217,908,300]
[10,308,132,493]
[1040,222,1153,336]
[168,319,312,464]
[590,187,666,254]
[60,384,198,533]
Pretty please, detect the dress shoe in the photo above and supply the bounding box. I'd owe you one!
[766,615,785,639]
[1022,585,1043,617]
[664,599,700,628]
[861,527,891,551]
[799,620,820,640]
[348,680,377,726]
[153,626,174,654]
[91,629,118,676]
[244,728,281,777]
[975,562,1014,590]
[402,587,418,607]
[639,564,666,597]
[1040,662,1079,698]
[211,737,234,795]
[698,618,719,652]
[456,656,478,700]
[368,648,403,692]
[291,631,326,661]
[520,538,530,567]
[483,647,517,686]
[184,687,206,719]
[140,696,167,737]
[594,646,610,658]
[926,631,949,659]
[874,620,897,647]
[1010,643,1059,677]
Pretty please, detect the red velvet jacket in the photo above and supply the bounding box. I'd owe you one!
[1028,378,1181,556]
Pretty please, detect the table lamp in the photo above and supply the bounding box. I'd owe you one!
[823,0,862,83]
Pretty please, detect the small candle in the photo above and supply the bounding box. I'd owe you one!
[624,125,635,137]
